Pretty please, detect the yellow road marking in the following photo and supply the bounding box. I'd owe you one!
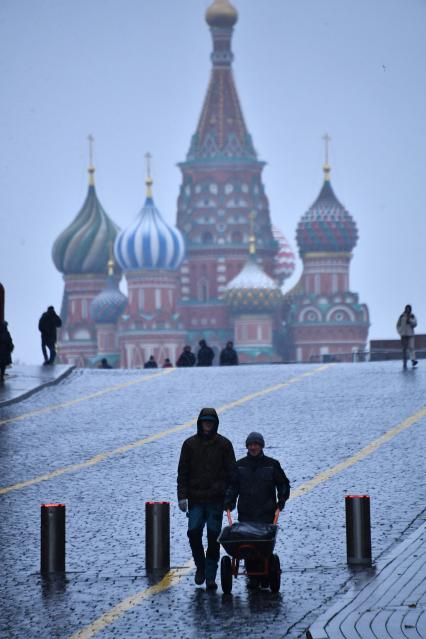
[68,561,194,639]
[0,365,330,495]
[0,368,175,428]
[68,403,426,639]
[290,404,426,500]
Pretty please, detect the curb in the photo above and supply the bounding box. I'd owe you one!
[306,519,426,638]
[0,365,76,408]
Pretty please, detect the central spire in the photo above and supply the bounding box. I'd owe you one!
[186,0,256,162]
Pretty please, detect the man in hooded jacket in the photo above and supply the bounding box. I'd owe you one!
[196,340,215,367]
[177,407,236,589]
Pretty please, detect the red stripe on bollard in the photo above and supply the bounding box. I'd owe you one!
[345,495,372,566]
[40,503,66,573]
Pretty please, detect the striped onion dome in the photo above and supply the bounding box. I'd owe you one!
[52,168,120,275]
[114,178,185,271]
[272,226,296,283]
[224,254,282,312]
[296,165,358,255]
[90,265,127,324]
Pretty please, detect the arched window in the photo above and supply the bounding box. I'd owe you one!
[198,277,209,302]
[231,230,242,243]
[202,232,213,244]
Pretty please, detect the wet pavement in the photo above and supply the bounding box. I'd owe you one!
[0,364,73,407]
[0,362,425,638]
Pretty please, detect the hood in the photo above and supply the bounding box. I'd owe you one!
[197,407,219,436]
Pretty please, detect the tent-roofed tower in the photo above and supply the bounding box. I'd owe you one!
[176,0,278,349]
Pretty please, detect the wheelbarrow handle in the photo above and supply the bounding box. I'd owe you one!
[226,509,233,526]
[273,508,280,524]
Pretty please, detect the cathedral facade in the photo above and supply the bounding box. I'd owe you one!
[52,0,369,367]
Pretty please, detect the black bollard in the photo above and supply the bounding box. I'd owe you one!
[145,501,170,573]
[345,495,372,566]
[40,503,66,573]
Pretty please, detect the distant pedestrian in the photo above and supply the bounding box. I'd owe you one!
[219,341,239,366]
[196,339,215,367]
[38,306,62,365]
[397,305,418,369]
[0,321,14,383]
[99,358,112,369]
[176,345,196,368]
[177,408,236,590]
[144,355,158,369]
[162,358,173,368]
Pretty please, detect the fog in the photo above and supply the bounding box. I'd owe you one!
[1,0,425,364]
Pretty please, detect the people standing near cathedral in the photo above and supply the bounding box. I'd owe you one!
[397,305,418,369]
[144,355,158,369]
[219,341,239,366]
[177,407,236,590]
[0,321,14,383]
[176,345,196,367]
[99,358,112,369]
[162,358,173,368]
[38,306,62,365]
[197,339,215,367]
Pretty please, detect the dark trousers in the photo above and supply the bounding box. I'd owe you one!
[187,503,223,581]
[0,364,5,381]
[42,338,56,363]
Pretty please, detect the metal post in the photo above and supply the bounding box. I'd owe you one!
[345,495,372,566]
[0,283,4,323]
[40,503,66,573]
[145,501,170,573]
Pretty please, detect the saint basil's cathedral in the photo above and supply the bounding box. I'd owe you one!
[52,0,369,368]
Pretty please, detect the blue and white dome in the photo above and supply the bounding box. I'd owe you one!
[115,178,185,271]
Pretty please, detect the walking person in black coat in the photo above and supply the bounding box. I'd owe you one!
[224,431,290,588]
[196,339,215,367]
[219,341,239,366]
[177,408,236,590]
[38,306,62,365]
[0,321,14,383]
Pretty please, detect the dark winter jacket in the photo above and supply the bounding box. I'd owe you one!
[144,359,158,369]
[176,350,196,367]
[38,309,62,343]
[225,453,290,523]
[219,346,239,366]
[196,341,215,367]
[177,408,236,504]
[0,325,14,365]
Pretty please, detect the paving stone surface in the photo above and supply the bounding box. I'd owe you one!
[0,361,425,638]
[307,517,426,639]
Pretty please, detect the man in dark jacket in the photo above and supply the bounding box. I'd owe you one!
[176,345,196,367]
[219,341,239,366]
[38,306,62,365]
[224,432,290,588]
[0,321,14,383]
[196,339,215,367]
[144,355,158,369]
[177,407,236,589]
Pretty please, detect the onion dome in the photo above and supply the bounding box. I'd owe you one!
[90,256,127,324]
[272,226,296,282]
[206,0,238,28]
[52,164,120,275]
[224,226,282,312]
[296,164,358,256]
[115,173,185,271]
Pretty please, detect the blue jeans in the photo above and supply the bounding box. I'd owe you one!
[187,503,223,581]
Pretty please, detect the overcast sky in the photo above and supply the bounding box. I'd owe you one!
[1,0,425,364]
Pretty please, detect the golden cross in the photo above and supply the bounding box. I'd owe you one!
[87,134,94,167]
[322,133,331,165]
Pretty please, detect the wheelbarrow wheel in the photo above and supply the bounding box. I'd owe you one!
[221,556,233,594]
[269,554,281,593]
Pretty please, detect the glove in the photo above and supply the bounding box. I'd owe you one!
[178,499,188,512]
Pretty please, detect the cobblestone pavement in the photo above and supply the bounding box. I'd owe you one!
[0,362,425,638]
